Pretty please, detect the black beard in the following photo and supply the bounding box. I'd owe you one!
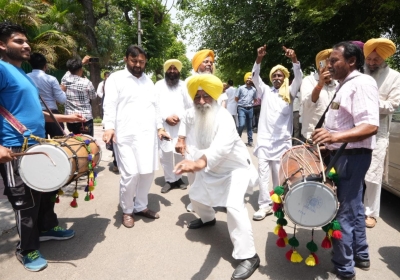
[128,66,144,77]
[165,72,180,87]
[5,46,29,61]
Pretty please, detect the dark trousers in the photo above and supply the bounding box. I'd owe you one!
[45,109,65,138]
[331,153,371,277]
[0,155,58,253]
[252,105,261,128]
[67,119,94,136]
[237,106,254,143]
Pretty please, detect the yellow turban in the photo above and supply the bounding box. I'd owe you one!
[269,65,290,103]
[191,49,215,72]
[186,74,223,101]
[164,59,182,73]
[244,72,252,83]
[315,49,332,69]
[364,38,396,60]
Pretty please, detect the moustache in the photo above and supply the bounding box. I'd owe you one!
[272,79,282,84]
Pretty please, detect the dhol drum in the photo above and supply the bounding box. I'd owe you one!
[18,134,101,192]
[279,145,338,228]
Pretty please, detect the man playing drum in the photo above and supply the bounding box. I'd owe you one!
[251,45,303,221]
[313,41,379,280]
[0,22,85,272]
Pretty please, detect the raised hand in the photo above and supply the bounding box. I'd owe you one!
[256,45,267,64]
[282,46,298,63]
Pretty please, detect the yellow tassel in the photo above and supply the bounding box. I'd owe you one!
[274,225,281,235]
[58,189,64,195]
[290,250,303,263]
[271,193,282,204]
[89,171,94,178]
[305,254,316,266]
[284,237,289,245]
[330,167,336,174]
[72,190,79,198]
[328,229,333,237]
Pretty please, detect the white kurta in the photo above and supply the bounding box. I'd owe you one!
[300,72,337,138]
[225,86,238,115]
[365,67,400,184]
[103,68,160,174]
[187,107,259,210]
[252,62,303,160]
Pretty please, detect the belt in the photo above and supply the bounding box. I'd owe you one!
[238,106,253,109]
[330,148,372,156]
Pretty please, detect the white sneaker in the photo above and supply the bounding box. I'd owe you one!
[186,203,195,212]
[253,206,272,221]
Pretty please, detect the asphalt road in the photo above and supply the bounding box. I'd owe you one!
[0,125,399,280]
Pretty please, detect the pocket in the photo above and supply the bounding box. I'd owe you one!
[7,185,35,210]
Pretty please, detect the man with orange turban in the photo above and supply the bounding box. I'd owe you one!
[235,72,257,147]
[363,38,400,228]
[156,59,193,194]
[251,45,303,221]
[300,49,337,139]
[174,74,260,280]
[191,49,215,74]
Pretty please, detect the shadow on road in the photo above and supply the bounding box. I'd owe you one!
[379,189,400,232]
[176,213,235,280]
[379,246,400,278]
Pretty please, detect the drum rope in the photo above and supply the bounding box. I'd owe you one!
[316,145,326,183]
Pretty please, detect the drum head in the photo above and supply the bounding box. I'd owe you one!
[283,181,338,228]
[19,144,72,192]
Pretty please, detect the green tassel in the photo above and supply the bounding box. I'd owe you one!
[306,240,318,253]
[277,217,288,226]
[322,223,331,232]
[84,194,90,201]
[288,236,299,248]
[274,208,284,219]
[274,185,285,196]
[50,195,57,203]
[331,220,341,230]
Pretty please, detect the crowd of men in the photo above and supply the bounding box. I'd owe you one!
[1,21,400,280]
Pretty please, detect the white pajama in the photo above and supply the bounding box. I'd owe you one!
[159,151,184,183]
[364,181,381,218]
[258,159,280,208]
[191,199,256,260]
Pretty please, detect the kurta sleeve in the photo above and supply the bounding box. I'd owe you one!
[203,112,237,172]
[300,75,318,110]
[103,74,118,130]
[290,62,303,98]
[379,70,400,114]
[251,63,266,100]
[178,108,189,137]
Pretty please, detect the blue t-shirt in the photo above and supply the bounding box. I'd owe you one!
[236,85,257,107]
[0,60,45,146]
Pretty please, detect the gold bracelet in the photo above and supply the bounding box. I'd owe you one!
[158,128,165,132]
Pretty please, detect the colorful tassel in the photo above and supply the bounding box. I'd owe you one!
[89,186,95,192]
[276,238,286,247]
[290,250,303,263]
[70,198,78,208]
[278,227,287,238]
[306,240,318,253]
[277,218,288,226]
[269,190,275,196]
[331,220,341,230]
[72,190,79,198]
[58,189,64,195]
[274,208,284,219]
[271,193,282,204]
[90,192,94,199]
[321,236,332,249]
[274,225,281,235]
[311,253,319,264]
[273,185,285,196]
[285,249,293,261]
[305,254,316,266]
[272,202,281,212]
[332,230,342,239]
[84,194,90,201]
[288,236,299,248]
[55,196,60,203]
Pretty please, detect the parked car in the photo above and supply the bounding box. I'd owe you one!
[382,107,400,197]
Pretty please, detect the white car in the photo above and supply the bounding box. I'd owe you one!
[382,107,400,197]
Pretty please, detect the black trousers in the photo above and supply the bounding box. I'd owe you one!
[0,153,58,253]
[67,119,94,136]
[45,109,65,138]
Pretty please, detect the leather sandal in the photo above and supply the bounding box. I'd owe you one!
[122,214,134,228]
[188,218,216,229]
[365,216,377,228]
[135,209,160,219]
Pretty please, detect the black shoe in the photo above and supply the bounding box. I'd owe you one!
[231,254,260,280]
[187,218,216,229]
[175,178,188,190]
[354,256,370,271]
[161,182,172,193]
[246,142,254,147]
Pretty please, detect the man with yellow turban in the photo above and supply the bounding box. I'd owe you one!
[174,74,260,280]
[300,49,337,139]
[235,72,257,147]
[191,49,215,74]
[251,45,303,221]
[363,38,400,228]
[155,59,193,194]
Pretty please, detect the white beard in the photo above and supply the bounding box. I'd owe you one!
[364,62,387,81]
[194,101,219,149]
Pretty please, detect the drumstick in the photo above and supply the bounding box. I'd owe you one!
[11,152,57,166]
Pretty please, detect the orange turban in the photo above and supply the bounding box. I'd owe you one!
[315,49,332,69]
[244,72,252,83]
[186,74,223,101]
[364,38,396,60]
[191,49,215,72]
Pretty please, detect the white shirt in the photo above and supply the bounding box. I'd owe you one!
[300,72,337,138]
[96,80,105,98]
[251,62,303,160]
[225,86,238,115]
[103,68,162,173]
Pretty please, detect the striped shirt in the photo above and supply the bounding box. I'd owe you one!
[61,71,96,121]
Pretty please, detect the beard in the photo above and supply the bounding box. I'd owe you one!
[194,100,219,149]
[197,66,213,74]
[364,62,387,80]
[5,46,30,61]
[128,65,145,77]
[165,71,180,88]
